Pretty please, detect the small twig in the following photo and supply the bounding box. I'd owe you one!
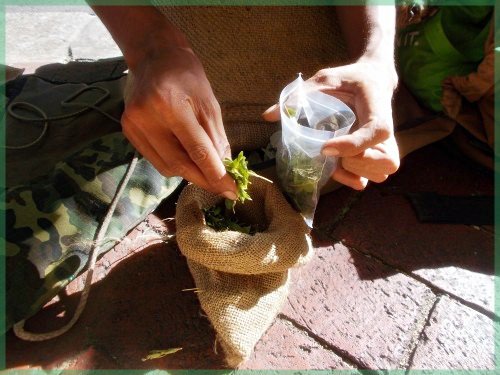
[249,171,273,184]
[181,287,199,292]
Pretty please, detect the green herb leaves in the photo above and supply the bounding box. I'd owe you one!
[276,143,325,222]
[203,151,259,235]
[141,348,182,361]
[223,151,253,211]
[203,204,253,235]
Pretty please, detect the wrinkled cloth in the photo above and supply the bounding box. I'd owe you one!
[441,22,495,150]
[395,12,494,169]
[6,75,126,187]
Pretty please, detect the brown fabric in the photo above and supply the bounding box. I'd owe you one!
[175,177,312,367]
[396,116,456,159]
[441,22,495,150]
[395,18,494,168]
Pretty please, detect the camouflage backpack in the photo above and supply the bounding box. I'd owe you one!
[4,72,183,333]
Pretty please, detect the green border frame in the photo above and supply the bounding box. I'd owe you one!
[0,0,498,374]
[0,0,4,372]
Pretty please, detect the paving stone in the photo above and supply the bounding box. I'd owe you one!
[241,317,354,370]
[69,15,122,61]
[6,11,95,67]
[282,243,435,369]
[314,185,361,231]
[6,7,120,73]
[412,267,494,314]
[409,296,495,370]
[390,142,493,196]
[54,345,120,370]
[332,146,494,313]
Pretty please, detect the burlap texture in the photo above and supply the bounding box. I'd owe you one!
[153,5,348,151]
[176,177,312,367]
[156,6,343,366]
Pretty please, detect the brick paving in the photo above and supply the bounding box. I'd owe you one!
[6,140,495,372]
[4,5,496,373]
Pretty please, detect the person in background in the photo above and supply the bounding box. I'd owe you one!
[91,5,400,198]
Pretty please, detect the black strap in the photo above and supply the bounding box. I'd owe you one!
[406,192,493,225]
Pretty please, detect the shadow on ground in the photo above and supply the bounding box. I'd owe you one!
[7,241,229,370]
[312,141,494,282]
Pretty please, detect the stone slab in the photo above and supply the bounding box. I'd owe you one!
[332,145,494,313]
[282,243,436,369]
[409,296,496,370]
[242,317,354,370]
[6,7,121,73]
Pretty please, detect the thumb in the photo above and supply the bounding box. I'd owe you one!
[322,118,391,157]
[262,103,280,122]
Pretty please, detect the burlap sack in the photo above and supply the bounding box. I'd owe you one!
[176,177,313,367]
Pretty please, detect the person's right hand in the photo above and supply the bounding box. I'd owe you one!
[122,45,237,200]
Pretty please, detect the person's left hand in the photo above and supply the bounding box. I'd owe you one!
[263,60,400,190]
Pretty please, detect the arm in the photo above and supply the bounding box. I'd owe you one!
[324,5,399,189]
[264,5,400,190]
[91,6,237,199]
[336,6,397,65]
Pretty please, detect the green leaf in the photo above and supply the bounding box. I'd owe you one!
[223,151,253,207]
[285,105,297,118]
[203,152,266,234]
[141,348,183,361]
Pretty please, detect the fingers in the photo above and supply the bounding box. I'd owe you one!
[332,164,368,191]
[170,100,235,186]
[311,66,395,159]
[122,112,237,199]
[262,103,280,122]
[332,136,399,188]
[322,116,392,158]
[122,46,237,198]
[197,97,231,159]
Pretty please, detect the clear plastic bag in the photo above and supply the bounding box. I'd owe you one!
[276,75,356,227]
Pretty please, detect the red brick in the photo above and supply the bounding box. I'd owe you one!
[57,346,119,370]
[332,184,494,312]
[282,243,435,369]
[325,143,495,312]
[241,317,353,370]
[413,267,494,313]
[409,296,495,370]
[314,185,361,231]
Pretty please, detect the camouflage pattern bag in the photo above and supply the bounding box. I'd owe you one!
[5,131,182,330]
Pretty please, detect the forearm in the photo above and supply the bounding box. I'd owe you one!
[336,5,398,88]
[90,6,190,69]
[336,5,396,64]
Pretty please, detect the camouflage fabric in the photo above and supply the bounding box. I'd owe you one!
[5,132,182,329]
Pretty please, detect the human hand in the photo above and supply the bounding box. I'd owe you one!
[263,60,400,190]
[122,46,237,199]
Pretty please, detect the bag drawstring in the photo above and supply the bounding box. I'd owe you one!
[8,84,140,341]
[4,85,120,149]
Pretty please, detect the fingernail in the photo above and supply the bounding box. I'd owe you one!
[222,191,238,201]
[323,148,339,156]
